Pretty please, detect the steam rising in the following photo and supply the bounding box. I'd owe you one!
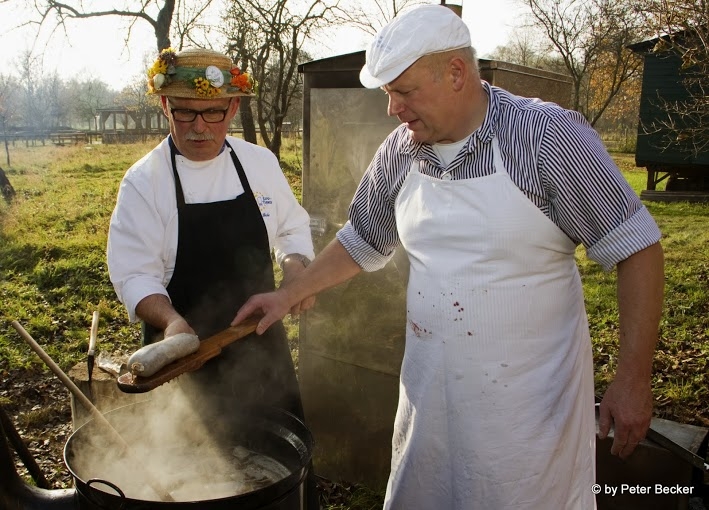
[67,384,290,502]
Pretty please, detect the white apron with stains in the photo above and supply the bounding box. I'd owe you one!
[387,137,596,509]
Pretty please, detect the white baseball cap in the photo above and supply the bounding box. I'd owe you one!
[359,5,471,89]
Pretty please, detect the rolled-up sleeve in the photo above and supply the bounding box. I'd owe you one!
[336,220,395,271]
[586,208,662,271]
[335,139,407,271]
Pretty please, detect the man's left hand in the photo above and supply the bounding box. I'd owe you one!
[597,379,653,459]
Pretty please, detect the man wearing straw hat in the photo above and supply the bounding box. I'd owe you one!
[234,4,665,509]
[107,47,318,507]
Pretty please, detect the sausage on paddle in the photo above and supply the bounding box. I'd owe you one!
[128,333,200,377]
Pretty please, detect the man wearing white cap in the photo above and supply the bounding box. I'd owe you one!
[235,5,664,509]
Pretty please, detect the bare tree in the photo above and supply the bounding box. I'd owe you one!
[634,0,708,157]
[171,0,220,50]
[522,0,646,125]
[16,50,45,133]
[332,0,428,36]
[0,74,20,167]
[67,78,116,130]
[30,0,214,51]
[41,71,72,128]
[487,27,554,69]
[222,0,340,160]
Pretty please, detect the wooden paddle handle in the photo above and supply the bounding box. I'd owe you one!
[117,317,261,394]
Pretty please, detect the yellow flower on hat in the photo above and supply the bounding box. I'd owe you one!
[194,77,220,97]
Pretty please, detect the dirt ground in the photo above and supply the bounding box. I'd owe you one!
[1,364,74,489]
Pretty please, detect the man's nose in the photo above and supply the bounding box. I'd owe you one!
[192,113,208,130]
[387,95,404,117]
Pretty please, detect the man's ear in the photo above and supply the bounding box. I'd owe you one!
[449,57,466,92]
[160,96,170,118]
[230,97,242,115]
[227,96,241,119]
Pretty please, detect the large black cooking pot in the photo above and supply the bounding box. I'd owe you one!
[64,401,313,510]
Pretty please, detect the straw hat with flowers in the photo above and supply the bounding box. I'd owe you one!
[147,47,256,98]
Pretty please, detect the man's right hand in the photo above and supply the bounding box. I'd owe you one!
[164,316,196,338]
[136,294,195,338]
[232,288,293,335]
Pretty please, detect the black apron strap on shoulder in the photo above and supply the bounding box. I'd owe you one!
[168,136,186,208]
[224,140,252,196]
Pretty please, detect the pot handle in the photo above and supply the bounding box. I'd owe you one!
[85,478,127,509]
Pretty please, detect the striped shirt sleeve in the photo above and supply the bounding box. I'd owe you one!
[537,108,661,269]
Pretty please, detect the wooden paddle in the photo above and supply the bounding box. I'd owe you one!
[117,316,261,394]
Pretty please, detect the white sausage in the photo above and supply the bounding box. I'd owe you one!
[128,333,200,377]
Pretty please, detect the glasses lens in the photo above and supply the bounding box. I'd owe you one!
[171,109,227,123]
[172,109,196,122]
[201,110,227,122]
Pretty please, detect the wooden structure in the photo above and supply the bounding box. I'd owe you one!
[49,131,88,146]
[629,36,709,202]
[596,411,708,510]
[477,58,573,109]
[96,106,169,144]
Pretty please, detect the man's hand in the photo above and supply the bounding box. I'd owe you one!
[232,289,293,335]
[164,316,196,338]
[597,379,653,459]
[280,256,316,315]
[234,240,363,334]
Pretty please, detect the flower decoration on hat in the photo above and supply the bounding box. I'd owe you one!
[147,47,178,93]
[229,67,255,94]
[146,47,256,97]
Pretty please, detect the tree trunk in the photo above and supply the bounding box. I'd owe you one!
[269,128,282,162]
[239,98,258,144]
[0,166,15,203]
[155,0,176,50]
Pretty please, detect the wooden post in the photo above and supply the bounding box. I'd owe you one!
[67,359,149,431]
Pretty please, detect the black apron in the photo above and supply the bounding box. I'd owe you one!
[143,138,318,509]
[143,137,303,417]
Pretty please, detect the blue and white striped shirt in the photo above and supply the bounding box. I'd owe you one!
[336,81,661,272]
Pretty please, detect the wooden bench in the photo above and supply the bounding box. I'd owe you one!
[49,132,88,146]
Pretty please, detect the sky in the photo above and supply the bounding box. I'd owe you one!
[0,0,525,91]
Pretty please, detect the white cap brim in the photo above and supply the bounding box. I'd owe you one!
[359,60,415,89]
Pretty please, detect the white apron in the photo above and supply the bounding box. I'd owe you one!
[387,137,596,509]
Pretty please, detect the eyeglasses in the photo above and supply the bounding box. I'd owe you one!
[169,106,230,123]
